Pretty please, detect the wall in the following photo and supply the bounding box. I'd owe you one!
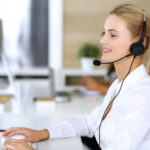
[63,0,150,68]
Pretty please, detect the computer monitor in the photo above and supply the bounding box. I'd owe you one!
[0,19,20,104]
[0,19,3,54]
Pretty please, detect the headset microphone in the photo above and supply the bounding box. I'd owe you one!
[93,53,132,66]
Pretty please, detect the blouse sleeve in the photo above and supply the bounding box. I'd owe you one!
[48,104,103,139]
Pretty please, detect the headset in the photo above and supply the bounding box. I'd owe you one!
[130,9,146,56]
[94,9,147,149]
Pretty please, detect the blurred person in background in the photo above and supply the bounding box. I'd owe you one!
[80,64,116,95]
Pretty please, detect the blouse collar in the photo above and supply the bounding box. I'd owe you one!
[115,64,149,95]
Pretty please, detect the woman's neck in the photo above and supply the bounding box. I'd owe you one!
[114,56,142,82]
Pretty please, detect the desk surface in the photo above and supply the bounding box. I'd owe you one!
[0,67,50,76]
[38,138,87,150]
[0,78,104,114]
[0,114,89,150]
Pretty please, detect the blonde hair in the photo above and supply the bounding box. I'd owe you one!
[110,4,150,75]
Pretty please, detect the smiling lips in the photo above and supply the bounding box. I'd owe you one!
[103,48,112,53]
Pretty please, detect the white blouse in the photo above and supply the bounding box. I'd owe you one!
[48,64,150,150]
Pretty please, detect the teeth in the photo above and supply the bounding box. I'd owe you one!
[104,48,112,52]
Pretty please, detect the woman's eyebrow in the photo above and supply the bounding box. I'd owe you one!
[108,29,119,32]
[103,28,119,33]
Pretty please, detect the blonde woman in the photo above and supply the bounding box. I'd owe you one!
[3,4,150,150]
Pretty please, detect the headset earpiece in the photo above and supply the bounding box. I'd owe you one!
[130,41,145,56]
[130,10,146,56]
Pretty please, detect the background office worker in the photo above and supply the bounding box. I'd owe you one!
[3,4,150,150]
[80,64,116,95]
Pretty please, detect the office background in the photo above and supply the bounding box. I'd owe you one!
[63,0,150,68]
[0,0,150,70]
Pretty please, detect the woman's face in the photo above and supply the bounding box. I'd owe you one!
[100,14,137,62]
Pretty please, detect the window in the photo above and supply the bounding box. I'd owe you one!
[0,0,48,68]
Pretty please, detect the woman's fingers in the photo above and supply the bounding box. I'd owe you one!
[3,128,27,140]
[4,140,34,150]
[4,141,16,150]
[7,139,27,143]
[2,127,47,143]
[3,127,19,136]
[5,132,24,140]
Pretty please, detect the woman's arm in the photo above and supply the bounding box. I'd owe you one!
[48,104,103,139]
[2,104,103,141]
[80,76,110,95]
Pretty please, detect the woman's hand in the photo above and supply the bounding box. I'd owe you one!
[4,140,35,150]
[2,127,49,143]
[80,76,110,94]
[80,76,100,91]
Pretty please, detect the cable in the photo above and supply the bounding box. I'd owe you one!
[98,55,136,149]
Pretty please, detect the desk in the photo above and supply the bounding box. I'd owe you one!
[0,72,104,114]
[38,138,86,150]
[0,114,89,150]
[6,78,103,114]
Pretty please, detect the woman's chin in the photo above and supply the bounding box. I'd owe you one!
[101,56,113,63]
[101,54,120,62]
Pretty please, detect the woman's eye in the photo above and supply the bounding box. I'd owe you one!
[111,33,117,37]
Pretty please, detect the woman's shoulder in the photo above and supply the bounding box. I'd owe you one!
[133,76,150,91]
[120,77,150,115]
[127,76,150,104]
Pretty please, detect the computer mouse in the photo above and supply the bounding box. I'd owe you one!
[9,135,26,140]
[0,135,26,149]
[0,136,6,149]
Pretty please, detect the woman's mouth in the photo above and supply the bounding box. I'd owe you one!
[103,48,112,54]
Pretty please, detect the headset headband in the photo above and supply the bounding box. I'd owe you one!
[139,9,146,44]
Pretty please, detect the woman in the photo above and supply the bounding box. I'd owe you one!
[3,4,150,150]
